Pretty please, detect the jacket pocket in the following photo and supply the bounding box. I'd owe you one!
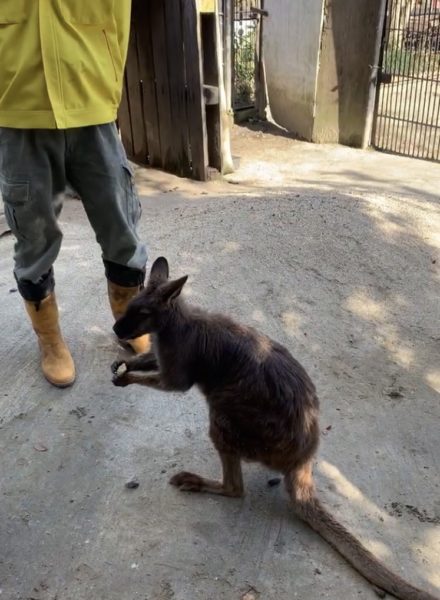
[0,0,27,23]
[61,0,115,26]
[103,29,118,81]
[0,178,31,240]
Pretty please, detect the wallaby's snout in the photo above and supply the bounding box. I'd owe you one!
[113,299,150,341]
[113,314,133,340]
[112,257,188,341]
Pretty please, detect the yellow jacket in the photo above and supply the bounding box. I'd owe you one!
[0,0,131,128]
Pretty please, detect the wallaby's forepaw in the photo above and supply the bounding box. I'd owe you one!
[112,373,130,387]
[111,360,130,387]
[169,471,204,492]
[111,360,128,375]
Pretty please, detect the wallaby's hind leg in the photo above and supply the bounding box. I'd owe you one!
[170,452,244,498]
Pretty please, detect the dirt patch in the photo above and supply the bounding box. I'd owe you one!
[386,502,440,524]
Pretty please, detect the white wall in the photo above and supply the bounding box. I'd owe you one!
[263,0,324,139]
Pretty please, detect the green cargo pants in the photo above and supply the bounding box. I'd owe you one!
[0,123,147,300]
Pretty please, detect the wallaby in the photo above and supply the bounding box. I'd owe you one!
[111,257,438,600]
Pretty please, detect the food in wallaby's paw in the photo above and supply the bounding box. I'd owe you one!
[116,362,128,377]
[110,256,439,600]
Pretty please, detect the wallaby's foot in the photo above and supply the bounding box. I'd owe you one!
[169,471,244,497]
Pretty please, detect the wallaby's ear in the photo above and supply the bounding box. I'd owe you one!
[159,275,188,303]
[149,257,169,282]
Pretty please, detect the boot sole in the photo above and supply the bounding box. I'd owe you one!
[44,374,76,388]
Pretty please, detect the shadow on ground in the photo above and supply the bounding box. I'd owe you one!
[0,137,439,600]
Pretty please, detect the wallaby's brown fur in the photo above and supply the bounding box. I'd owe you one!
[112,257,438,600]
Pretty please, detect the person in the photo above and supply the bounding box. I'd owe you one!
[0,1,150,388]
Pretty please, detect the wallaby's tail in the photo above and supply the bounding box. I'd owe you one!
[293,496,438,600]
[287,466,438,600]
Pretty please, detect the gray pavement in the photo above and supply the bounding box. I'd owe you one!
[0,131,439,599]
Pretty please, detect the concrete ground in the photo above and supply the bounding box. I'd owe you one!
[0,125,439,600]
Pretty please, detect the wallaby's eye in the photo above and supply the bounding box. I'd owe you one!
[140,308,151,317]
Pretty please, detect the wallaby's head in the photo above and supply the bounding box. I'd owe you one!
[113,257,188,340]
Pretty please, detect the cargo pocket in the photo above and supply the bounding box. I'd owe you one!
[122,161,142,229]
[0,178,31,240]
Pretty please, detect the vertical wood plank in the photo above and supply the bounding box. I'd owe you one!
[182,0,209,180]
[216,0,234,175]
[164,0,192,177]
[255,0,268,119]
[125,10,148,163]
[133,0,162,167]
[118,71,134,159]
[150,0,178,172]
[222,0,233,110]
[134,0,162,167]
[202,13,222,172]
[202,3,234,174]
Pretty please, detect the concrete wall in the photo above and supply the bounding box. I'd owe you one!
[263,0,325,139]
[313,0,385,146]
[262,0,385,147]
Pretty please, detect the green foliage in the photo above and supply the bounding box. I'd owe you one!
[384,44,440,76]
[234,24,256,108]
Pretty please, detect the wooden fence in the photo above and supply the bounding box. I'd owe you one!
[118,0,233,181]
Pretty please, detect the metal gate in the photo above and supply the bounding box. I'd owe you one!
[372,0,440,161]
[232,0,261,110]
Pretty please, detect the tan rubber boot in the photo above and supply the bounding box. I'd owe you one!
[24,294,76,388]
[107,281,151,354]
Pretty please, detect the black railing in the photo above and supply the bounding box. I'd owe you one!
[373,1,440,161]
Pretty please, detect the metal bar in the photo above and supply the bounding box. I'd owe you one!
[404,4,429,157]
[375,113,440,129]
[419,1,437,159]
[426,40,440,160]
[390,0,409,153]
[393,2,413,154]
[374,0,392,150]
[433,98,440,160]
[379,3,395,151]
[384,0,406,152]
[367,0,388,148]
[412,5,432,158]
[250,6,268,16]
[222,0,233,110]
[387,73,440,84]
[375,145,440,162]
